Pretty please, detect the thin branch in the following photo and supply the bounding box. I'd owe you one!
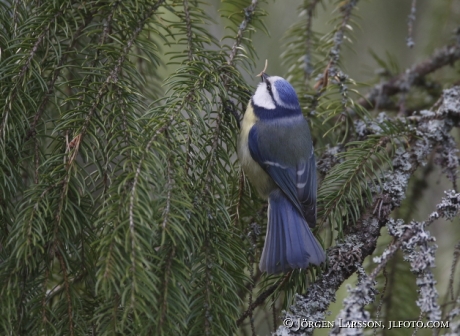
[34,135,40,184]
[1,8,66,140]
[328,0,358,75]
[128,115,172,302]
[374,266,387,336]
[128,73,207,238]
[162,155,173,229]
[204,239,212,335]
[406,0,417,48]
[117,87,133,157]
[359,44,460,110]
[45,271,86,301]
[305,0,321,82]
[237,273,290,327]
[234,172,245,226]
[57,251,74,336]
[80,0,165,139]
[12,0,20,37]
[228,0,258,66]
[101,1,120,46]
[442,241,460,319]
[248,223,258,334]
[183,0,194,62]
[158,248,175,333]
[313,0,359,105]
[175,1,196,177]
[41,267,50,328]
[26,10,96,140]
[203,108,224,196]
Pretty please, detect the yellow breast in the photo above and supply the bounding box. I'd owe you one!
[237,101,275,199]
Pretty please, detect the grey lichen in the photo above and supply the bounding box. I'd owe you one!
[317,145,345,176]
[388,219,440,321]
[434,134,459,189]
[353,112,389,140]
[436,190,460,221]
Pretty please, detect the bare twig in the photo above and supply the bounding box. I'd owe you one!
[359,44,460,110]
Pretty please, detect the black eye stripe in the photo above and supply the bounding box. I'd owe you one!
[266,81,273,97]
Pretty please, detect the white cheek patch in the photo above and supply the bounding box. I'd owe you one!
[253,83,276,110]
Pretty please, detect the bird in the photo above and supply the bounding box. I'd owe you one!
[237,69,326,274]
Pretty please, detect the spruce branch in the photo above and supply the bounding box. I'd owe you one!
[26,10,96,141]
[80,0,165,138]
[128,115,172,296]
[44,271,87,302]
[1,6,67,140]
[40,267,50,329]
[57,250,74,336]
[162,155,173,229]
[183,0,194,62]
[203,106,224,196]
[319,136,391,230]
[11,0,20,37]
[158,247,176,334]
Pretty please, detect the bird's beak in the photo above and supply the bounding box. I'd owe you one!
[261,73,269,83]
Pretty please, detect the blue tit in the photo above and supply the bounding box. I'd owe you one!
[237,73,326,274]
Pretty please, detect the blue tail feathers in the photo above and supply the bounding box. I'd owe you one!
[259,189,325,274]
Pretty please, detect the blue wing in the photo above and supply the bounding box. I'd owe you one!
[248,122,317,226]
[297,151,317,226]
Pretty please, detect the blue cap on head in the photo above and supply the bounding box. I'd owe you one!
[272,77,299,109]
[273,79,299,109]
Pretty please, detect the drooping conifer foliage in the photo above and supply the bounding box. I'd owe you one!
[0,0,258,334]
[1,0,460,335]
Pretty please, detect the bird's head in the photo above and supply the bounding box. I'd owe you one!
[252,74,300,111]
